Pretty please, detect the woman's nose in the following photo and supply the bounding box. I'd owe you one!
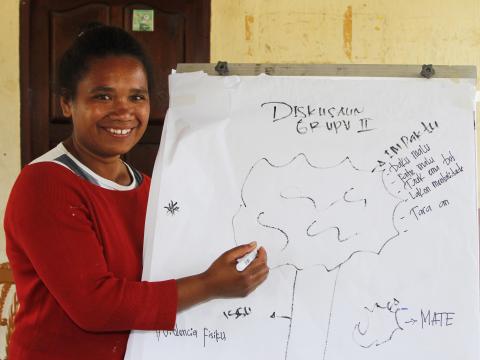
[111,98,133,119]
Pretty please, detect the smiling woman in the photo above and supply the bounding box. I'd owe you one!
[3,25,269,360]
[61,55,150,184]
[56,24,154,185]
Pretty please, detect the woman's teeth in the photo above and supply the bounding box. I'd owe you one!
[107,128,132,135]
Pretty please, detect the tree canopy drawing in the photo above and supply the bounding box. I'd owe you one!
[233,153,401,271]
[232,153,403,358]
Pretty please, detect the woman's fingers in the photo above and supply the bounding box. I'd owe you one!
[243,247,267,272]
[223,241,257,262]
[240,247,269,294]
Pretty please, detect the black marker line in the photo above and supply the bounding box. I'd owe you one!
[375,327,403,346]
[381,168,404,200]
[352,323,376,349]
[307,199,405,272]
[307,221,358,243]
[284,269,298,360]
[328,199,341,208]
[343,187,367,207]
[240,154,372,208]
[353,299,405,348]
[322,266,341,360]
[271,311,292,320]
[271,263,304,272]
[257,212,289,250]
[280,192,317,209]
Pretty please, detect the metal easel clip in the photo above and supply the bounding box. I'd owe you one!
[420,64,435,79]
[215,61,229,76]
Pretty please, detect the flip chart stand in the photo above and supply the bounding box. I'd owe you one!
[183,62,474,79]
[214,61,229,75]
[421,64,435,78]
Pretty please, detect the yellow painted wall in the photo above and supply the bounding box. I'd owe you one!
[0,0,20,264]
[211,0,480,66]
[211,0,480,196]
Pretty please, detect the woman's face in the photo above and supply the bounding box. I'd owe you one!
[61,55,150,159]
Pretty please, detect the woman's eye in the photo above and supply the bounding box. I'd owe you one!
[93,94,111,101]
[130,94,147,101]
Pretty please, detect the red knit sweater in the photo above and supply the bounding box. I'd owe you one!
[4,162,177,359]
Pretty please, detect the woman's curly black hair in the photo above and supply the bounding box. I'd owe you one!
[58,23,154,100]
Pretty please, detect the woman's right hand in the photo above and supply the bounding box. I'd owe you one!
[202,242,269,298]
[176,242,269,311]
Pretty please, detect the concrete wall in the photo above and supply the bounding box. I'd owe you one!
[0,0,20,264]
[211,0,480,66]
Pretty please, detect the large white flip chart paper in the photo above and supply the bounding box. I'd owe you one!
[126,71,479,360]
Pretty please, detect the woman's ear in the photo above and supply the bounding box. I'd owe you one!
[60,96,73,118]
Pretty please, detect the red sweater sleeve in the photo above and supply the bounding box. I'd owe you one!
[5,163,177,332]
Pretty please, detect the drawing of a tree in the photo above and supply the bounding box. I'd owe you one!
[233,153,401,359]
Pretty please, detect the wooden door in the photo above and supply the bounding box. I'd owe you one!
[21,0,210,175]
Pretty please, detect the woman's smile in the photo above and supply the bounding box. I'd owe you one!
[104,127,134,136]
[60,55,150,161]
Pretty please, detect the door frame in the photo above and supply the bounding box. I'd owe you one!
[20,0,31,167]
